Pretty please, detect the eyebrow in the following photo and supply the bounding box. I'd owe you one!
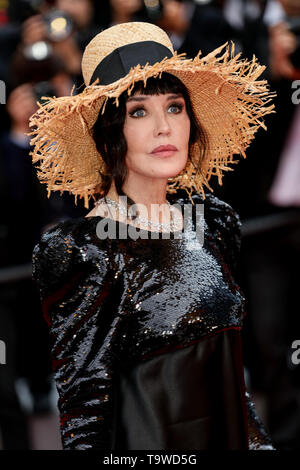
[127,93,184,103]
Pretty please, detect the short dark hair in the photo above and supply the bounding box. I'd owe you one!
[92,72,208,206]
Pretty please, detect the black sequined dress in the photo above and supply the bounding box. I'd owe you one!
[32,190,274,450]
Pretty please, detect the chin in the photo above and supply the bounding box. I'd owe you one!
[132,160,187,180]
[148,169,185,180]
[165,163,188,178]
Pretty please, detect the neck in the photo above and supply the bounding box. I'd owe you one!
[106,179,171,222]
[108,179,168,203]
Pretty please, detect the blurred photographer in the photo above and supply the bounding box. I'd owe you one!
[6,0,102,87]
[155,0,191,49]
[19,5,80,80]
[106,1,191,49]
[269,0,300,80]
[0,46,86,449]
[105,0,153,25]
[224,0,300,451]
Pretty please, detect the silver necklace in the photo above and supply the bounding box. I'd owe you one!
[95,196,183,232]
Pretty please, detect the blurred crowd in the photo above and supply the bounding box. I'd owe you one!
[0,0,299,450]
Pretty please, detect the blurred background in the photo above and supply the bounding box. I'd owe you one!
[0,0,299,450]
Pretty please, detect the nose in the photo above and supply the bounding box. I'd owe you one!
[153,110,171,137]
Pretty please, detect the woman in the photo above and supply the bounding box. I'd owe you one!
[29,22,275,450]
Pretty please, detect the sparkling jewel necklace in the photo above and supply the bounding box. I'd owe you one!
[95,196,183,232]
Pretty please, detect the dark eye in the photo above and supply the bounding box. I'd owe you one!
[129,107,146,118]
[168,103,183,114]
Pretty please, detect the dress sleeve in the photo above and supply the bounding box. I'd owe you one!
[246,390,275,449]
[204,194,275,449]
[32,221,121,450]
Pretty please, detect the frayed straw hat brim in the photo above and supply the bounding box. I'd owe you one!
[28,38,275,209]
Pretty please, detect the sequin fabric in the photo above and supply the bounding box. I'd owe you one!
[32,190,274,450]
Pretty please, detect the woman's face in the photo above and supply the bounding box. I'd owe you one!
[123,92,190,183]
[110,0,142,16]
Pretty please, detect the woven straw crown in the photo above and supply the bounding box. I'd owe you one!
[82,22,174,86]
[28,22,276,209]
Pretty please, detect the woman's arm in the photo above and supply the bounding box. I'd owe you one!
[246,390,275,450]
[204,193,275,449]
[203,193,243,285]
[32,221,121,450]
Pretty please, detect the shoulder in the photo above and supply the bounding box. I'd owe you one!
[192,191,242,276]
[173,189,241,227]
[203,192,241,235]
[188,191,241,236]
[32,218,81,296]
[32,217,85,265]
[170,189,241,237]
[32,217,110,297]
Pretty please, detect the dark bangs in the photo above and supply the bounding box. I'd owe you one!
[129,73,189,96]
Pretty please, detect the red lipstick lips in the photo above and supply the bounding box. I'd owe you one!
[151,144,178,158]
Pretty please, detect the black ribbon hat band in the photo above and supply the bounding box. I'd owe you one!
[89,40,173,86]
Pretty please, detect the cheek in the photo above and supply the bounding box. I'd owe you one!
[177,115,191,150]
[123,120,148,155]
[123,122,145,171]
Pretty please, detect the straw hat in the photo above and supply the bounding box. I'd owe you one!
[28,22,275,209]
